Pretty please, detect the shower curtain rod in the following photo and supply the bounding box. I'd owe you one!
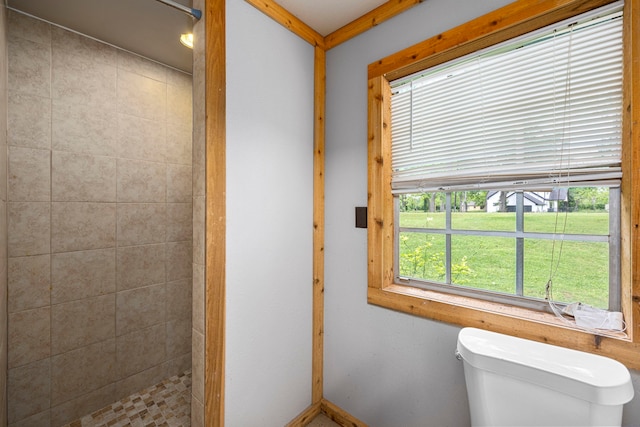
[155,0,202,20]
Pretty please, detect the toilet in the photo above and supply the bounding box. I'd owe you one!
[456,327,634,426]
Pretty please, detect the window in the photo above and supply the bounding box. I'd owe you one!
[367,0,640,368]
[389,4,624,313]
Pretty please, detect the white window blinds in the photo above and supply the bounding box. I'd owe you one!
[390,2,624,194]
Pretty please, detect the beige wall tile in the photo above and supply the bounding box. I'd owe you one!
[8,255,50,313]
[166,242,192,282]
[8,358,50,424]
[192,123,205,198]
[193,196,205,265]
[8,37,50,98]
[166,163,192,203]
[8,146,50,202]
[166,69,191,93]
[51,202,116,253]
[191,329,204,404]
[166,318,191,359]
[166,121,192,165]
[167,352,191,378]
[167,203,192,242]
[116,284,165,336]
[51,27,117,66]
[115,363,167,402]
[50,383,115,427]
[117,113,166,163]
[7,10,51,45]
[116,203,165,247]
[116,324,165,379]
[167,82,192,127]
[51,295,116,355]
[8,409,50,427]
[116,244,165,291]
[7,92,51,149]
[8,307,50,368]
[117,50,167,83]
[52,151,116,202]
[191,397,204,427]
[51,248,116,304]
[192,264,204,335]
[116,158,166,203]
[52,51,116,108]
[167,278,191,322]
[8,202,50,257]
[117,69,166,122]
[50,339,116,406]
[52,99,117,157]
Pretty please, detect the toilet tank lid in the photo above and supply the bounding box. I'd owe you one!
[457,328,634,405]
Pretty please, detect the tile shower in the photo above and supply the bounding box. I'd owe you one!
[6,10,193,427]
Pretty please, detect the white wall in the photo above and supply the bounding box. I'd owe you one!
[225,0,314,424]
[323,0,640,426]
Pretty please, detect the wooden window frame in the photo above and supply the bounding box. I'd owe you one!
[367,0,640,369]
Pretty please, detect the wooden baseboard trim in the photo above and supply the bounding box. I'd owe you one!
[285,402,322,427]
[321,399,368,427]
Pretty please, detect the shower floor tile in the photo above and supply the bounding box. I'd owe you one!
[63,370,192,427]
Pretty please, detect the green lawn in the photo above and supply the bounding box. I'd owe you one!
[399,211,610,308]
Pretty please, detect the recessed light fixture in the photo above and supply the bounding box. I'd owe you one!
[180,33,194,49]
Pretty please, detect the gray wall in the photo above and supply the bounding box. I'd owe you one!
[225,0,314,424]
[323,0,640,426]
[6,11,192,426]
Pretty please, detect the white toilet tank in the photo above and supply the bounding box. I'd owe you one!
[456,327,634,427]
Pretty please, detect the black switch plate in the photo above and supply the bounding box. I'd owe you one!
[355,207,367,228]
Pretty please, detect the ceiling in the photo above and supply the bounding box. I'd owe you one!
[5,0,388,73]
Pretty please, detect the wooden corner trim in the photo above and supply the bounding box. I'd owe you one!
[321,399,369,427]
[285,402,322,427]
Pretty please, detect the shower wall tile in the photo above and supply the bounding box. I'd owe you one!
[193,196,205,265]
[167,202,192,242]
[117,113,166,163]
[115,363,167,402]
[8,37,50,98]
[52,100,118,157]
[7,10,51,45]
[167,69,191,94]
[166,278,192,321]
[192,124,205,198]
[116,324,166,379]
[166,121,192,165]
[9,409,50,427]
[8,202,50,257]
[191,397,204,427]
[117,203,166,246]
[167,164,192,203]
[8,358,50,424]
[167,83,192,127]
[52,26,117,66]
[117,50,167,83]
[51,202,116,252]
[52,151,116,202]
[117,158,166,203]
[191,330,204,404]
[8,307,50,368]
[8,254,50,313]
[51,295,116,355]
[52,52,117,108]
[50,339,116,406]
[7,92,51,149]
[50,383,115,427]
[116,244,165,291]
[166,318,191,359]
[8,146,50,202]
[116,284,166,336]
[168,352,191,377]
[192,264,205,335]
[166,242,192,282]
[117,69,166,121]
[51,248,116,304]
